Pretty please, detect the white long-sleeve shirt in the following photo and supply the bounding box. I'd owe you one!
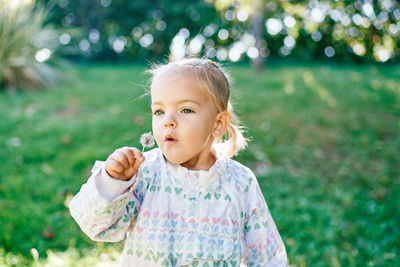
[69,148,287,267]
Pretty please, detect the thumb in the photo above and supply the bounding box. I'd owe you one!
[133,151,145,171]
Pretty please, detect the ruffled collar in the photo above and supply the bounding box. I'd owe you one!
[163,150,227,186]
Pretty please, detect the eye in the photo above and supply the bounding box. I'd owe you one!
[181,108,194,114]
[153,109,164,116]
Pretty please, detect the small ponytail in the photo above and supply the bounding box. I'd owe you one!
[214,102,248,158]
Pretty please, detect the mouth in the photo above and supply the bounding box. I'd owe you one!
[164,134,177,144]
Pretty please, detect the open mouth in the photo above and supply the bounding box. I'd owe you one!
[164,135,177,144]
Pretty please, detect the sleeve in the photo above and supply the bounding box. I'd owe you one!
[243,173,287,267]
[95,163,137,202]
[69,160,149,242]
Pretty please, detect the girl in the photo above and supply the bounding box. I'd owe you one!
[69,58,287,266]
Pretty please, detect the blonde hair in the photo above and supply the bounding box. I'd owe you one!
[147,57,247,158]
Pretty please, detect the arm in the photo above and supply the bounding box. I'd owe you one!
[69,147,146,242]
[243,175,287,266]
[69,161,144,242]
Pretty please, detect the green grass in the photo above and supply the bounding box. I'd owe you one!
[0,62,399,266]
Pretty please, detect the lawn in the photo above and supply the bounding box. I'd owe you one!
[0,62,399,266]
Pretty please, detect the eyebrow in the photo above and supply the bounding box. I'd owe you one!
[151,99,202,107]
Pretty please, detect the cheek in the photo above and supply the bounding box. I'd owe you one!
[152,119,163,143]
[186,117,214,139]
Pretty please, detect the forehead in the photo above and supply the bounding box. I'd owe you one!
[150,73,211,104]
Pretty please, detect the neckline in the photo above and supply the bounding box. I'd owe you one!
[160,150,226,186]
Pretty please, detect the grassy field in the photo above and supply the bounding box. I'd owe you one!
[0,62,399,266]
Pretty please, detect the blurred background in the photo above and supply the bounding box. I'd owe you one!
[0,0,399,266]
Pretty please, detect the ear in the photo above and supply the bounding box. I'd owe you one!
[212,111,231,138]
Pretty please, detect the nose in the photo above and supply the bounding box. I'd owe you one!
[163,115,177,128]
[164,121,176,128]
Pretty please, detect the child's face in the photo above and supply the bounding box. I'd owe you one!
[150,74,218,167]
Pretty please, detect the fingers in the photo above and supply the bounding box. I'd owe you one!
[105,157,125,180]
[105,156,124,179]
[124,148,135,166]
[130,147,145,171]
[106,168,123,180]
[116,147,144,169]
[108,147,130,167]
[105,147,145,180]
[107,159,124,172]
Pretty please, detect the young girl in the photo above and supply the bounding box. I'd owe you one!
[69,58,287,266]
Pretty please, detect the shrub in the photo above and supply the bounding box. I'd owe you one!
[0,0,61,92]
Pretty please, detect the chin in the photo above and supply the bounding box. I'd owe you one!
[161,150,186,165]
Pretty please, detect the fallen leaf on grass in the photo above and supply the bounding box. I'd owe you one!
[42,227,55,240]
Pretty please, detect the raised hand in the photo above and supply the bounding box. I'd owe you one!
[105,147,144,181]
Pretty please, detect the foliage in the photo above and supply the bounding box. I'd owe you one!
[211,0,400,63]
[0,0,62,91]
[43,0,400,63]
[44,0,218,61]
[0,63,399,266]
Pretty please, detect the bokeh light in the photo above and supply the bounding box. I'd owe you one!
[89,29,100,44]
[266,18,283,35]
[35,48,51,62]
[79,39,90,52]
[218,29,229,40]
[59,33,71,45]
[114,36,127,53]
[324,46,335,57]
[139,34,153,48]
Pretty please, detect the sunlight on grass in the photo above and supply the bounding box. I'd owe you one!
[302,71,337,107]
[0,247,121,267]
[40,247,120,267]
